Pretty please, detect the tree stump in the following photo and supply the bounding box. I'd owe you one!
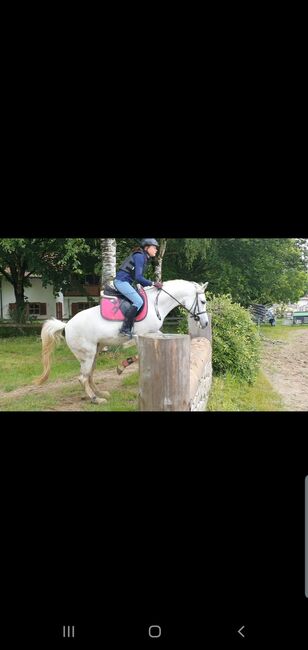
[138,334,191,411]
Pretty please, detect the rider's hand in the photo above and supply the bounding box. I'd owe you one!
[153,282,163,289]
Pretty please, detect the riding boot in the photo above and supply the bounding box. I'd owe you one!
[120,305,139,338]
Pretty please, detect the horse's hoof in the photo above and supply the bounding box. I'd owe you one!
[100,391,110,399]
[91,396,107,405]
[91,389,110,399]
[117,366,124,375]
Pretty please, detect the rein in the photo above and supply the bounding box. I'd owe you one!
[154,287,207,322]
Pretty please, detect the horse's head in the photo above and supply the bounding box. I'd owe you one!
[148,279,209,330]
[183,281,209,329]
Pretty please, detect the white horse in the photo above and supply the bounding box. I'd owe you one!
[36,279,209,404]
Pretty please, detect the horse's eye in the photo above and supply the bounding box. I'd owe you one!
[200,300,206,305]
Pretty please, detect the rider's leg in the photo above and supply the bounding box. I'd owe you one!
[119,304,139,337]
[113,280,144,338]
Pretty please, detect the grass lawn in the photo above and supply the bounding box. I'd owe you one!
[258,322,308,341]
[0,372,140,412]
[207,370,285,411]
[0,335,139,411]
[0,336,78,392]
[0,336,137,392]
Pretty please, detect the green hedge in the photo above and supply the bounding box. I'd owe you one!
[0,324,42,338]
[176,295,261,383]
[207,294,261,383]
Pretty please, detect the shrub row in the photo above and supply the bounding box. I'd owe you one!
[207,294,261,383]
[0,324,43,338]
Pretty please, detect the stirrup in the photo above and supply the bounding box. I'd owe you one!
[120,330,133,339]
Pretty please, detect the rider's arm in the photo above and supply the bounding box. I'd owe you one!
[133,252,153,287]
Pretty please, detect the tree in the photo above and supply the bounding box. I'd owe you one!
[203,239,308,306]
[162,238,308,306]
[161,238,211,282]
[297,238,308,270]
[0,238,90,322]
[100,239,117,288]
[154,238,167,282]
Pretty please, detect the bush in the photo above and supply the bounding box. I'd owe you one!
[0,323,42,338]
[8,303,28,323]
[207,294,261,383]
[176,307,189,334]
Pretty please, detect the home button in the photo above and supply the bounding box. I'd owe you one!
[149,625,162,638]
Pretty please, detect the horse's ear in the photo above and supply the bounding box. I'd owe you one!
[202,282,209,291]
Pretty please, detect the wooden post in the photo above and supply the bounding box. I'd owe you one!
[138,334,191,411]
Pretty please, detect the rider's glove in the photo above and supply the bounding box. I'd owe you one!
[153,282,163,289]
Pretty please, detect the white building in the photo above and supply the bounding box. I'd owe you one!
[0,273,100,321]
[284,295,308,315]
[297,296,308,310]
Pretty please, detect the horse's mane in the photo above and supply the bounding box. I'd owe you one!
[145,279,204,293]
[164,279,204,291]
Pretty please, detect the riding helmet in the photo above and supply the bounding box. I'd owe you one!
[141,238,159,248]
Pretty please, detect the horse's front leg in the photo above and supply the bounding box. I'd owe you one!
[117,355,139,375]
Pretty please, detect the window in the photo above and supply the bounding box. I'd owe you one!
[72,302,93,316]
[29,303,47,316]
[29,303,40,315]
[84,274,100,286]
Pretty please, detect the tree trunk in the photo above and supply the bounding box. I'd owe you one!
[101,239,117,289]
[155,238,167,282]
[13,282,27,323]
[5,260,28,323]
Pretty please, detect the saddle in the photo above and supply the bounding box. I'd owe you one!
[100,285,148,322]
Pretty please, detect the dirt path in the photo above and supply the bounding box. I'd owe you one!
[261,329,308,411]
[0,364,138,411]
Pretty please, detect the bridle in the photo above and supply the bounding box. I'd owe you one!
[154,287,207,322]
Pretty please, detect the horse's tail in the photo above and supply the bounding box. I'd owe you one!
[34,318,66,385]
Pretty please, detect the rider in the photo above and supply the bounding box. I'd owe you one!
[113,238,163,338]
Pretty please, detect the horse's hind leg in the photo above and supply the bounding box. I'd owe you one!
[77,347,107,404]
[89,346,110,400]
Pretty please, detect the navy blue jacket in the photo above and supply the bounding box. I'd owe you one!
[116,251,153,287]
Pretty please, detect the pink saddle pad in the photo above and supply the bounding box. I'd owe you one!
[100,287,148,322]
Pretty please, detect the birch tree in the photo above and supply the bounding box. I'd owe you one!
[154,238,167,281]
[100,238,117,288]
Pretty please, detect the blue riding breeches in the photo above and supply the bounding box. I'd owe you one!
[113,280,144,311]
